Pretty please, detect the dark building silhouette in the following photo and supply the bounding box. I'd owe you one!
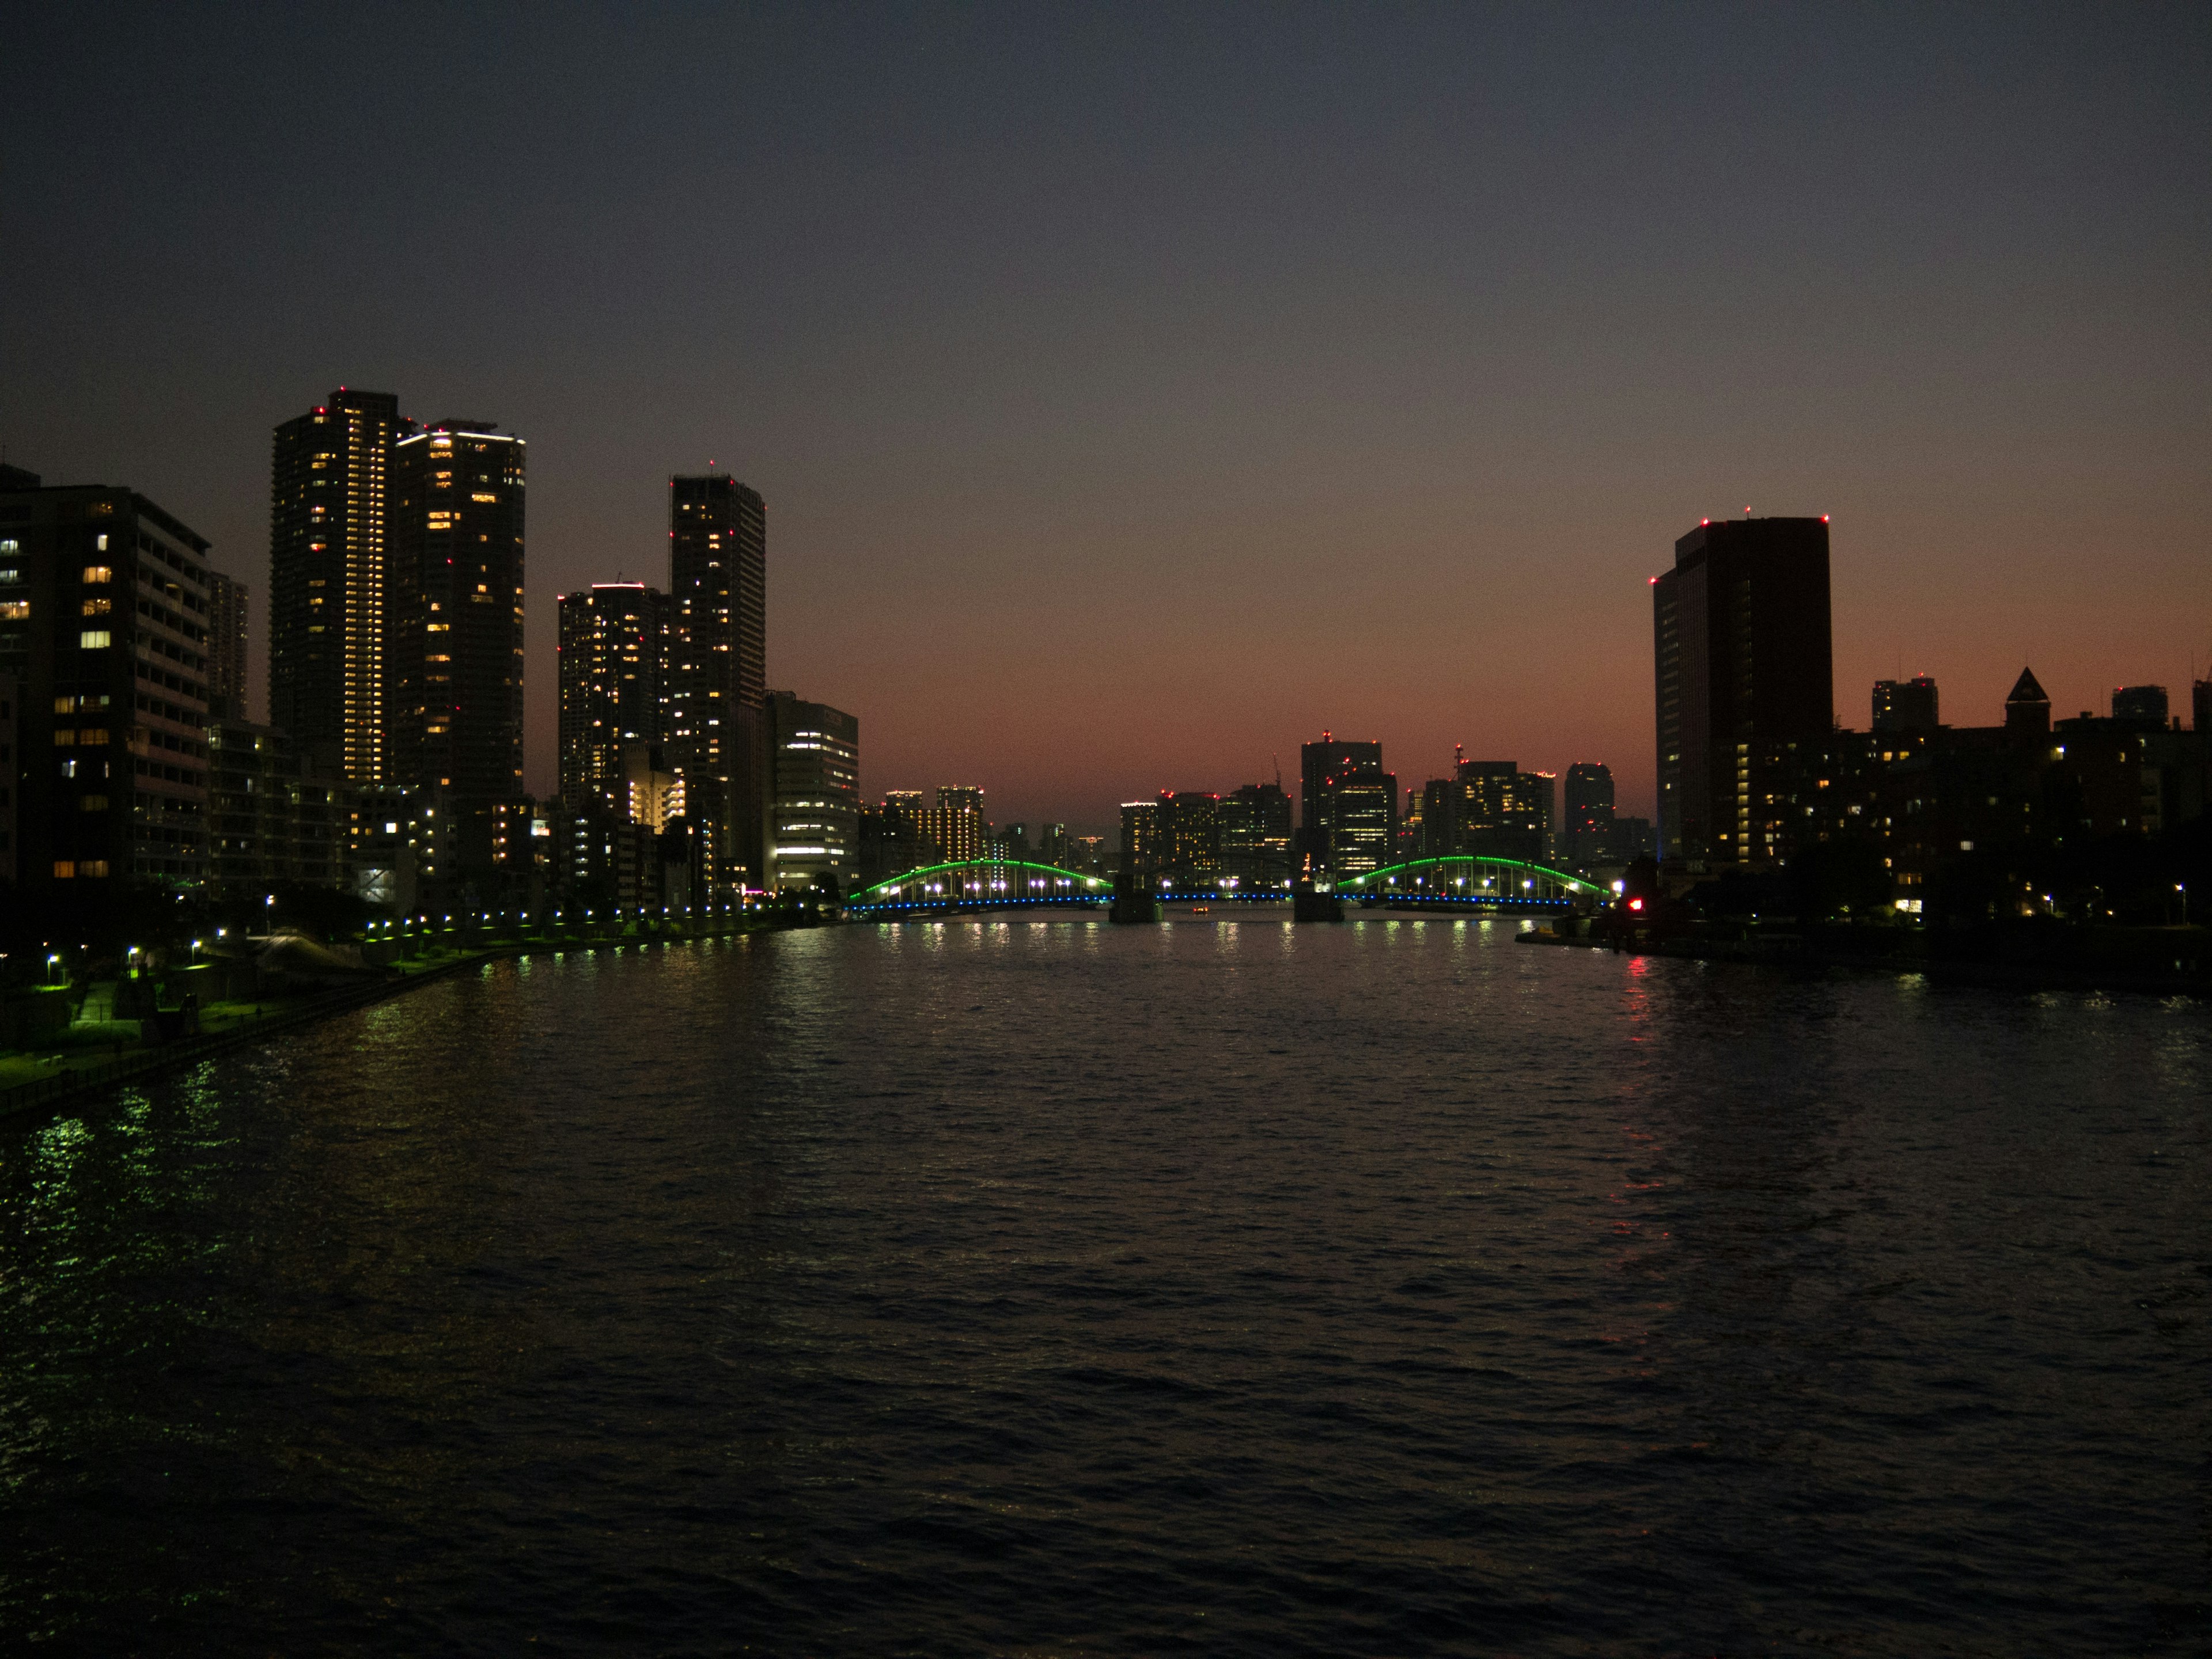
[557,582,666,812]
[0,468,214,891]
[2005,666,2050,738]
[1873,675,1938,732]
[2111,685,2168,730]
[666,474,767,892]
[269,388,404,781]
[2195,679,2211,734]
[1300,734,1394,877]
[1562,762,1616,866]
[1652,516,1834,865]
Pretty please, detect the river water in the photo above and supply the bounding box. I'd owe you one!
[2,914,2206,1655]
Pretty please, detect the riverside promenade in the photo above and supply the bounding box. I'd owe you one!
[0,909,793,1126]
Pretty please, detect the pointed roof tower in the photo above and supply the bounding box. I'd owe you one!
[2005,666,2051,737]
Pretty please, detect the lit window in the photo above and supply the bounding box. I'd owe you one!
[82,861,108,877]
[54,861,75,878]
[82,597,112,616]
[53,729,76,746]
[82,565,113,584]
[0,600,26,620]
[80,630,112,649]
[79,728,109,746]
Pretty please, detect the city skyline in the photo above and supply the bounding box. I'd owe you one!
[4,5,2207,831]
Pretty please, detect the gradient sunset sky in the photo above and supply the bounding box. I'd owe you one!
[7,3,2207,830]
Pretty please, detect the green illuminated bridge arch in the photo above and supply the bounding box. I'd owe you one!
[844,859,1112,914]
[1338,856,1609,908]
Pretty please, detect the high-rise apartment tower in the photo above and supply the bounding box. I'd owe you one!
[557,582,665,812]
[268,388,403,779]
[390,421,526,806]
[666,474,767,890]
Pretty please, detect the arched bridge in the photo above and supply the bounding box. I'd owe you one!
[844,859,1112,915]
[845,855,1610,916]
[1338,856,1609,911]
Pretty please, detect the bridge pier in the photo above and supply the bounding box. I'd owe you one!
[1292,882,1342,923]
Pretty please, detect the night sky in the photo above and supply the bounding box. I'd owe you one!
[7,3,2207,829]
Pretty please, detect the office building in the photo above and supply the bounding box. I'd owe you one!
[1300,734,1395,877]
[1420,758,1548,865]
[206,569,249,717]
[389,420,527,820]
[767,691,858,893]
[1037,822,1069,866]
[269,388,404,781]
[1652,516,1834,865]
[0,468,213,889]
[1873,675,1939,733]
[557,582,666,812]
[666,474,767,891]
[1562,763,1616,867]
[1220,781,1293,889]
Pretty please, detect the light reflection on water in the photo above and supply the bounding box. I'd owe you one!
[1,916,2206,1656]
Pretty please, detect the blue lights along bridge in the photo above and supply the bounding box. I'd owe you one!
[845,855,1610,916]
[843,860,1113,915]
[1338,857,1609,911]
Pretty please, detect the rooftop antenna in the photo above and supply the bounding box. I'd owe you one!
[1272,754,1281,788]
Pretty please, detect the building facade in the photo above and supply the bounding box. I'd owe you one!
[1653,516,1834,866]
[1300,734,1395,877]
[665,474,767,892]
[1561,762,1616,868]
[206,568,250,717]
[557,582,665,812]
[0,470,214,892]
[766,690,859,893]
[389,422,527,879]
[1220,781,1293,890]
[269,388,403,781]
[922,785,988,864]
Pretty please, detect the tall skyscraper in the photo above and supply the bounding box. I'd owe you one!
[269,388,403,779]
[206,569,249,717]
[666,474,767,891]
[1652,516,1833,865]
[391,421,527,810]
[0,468,214,891]
[766,690,859,893]
[1300,733,1395,877]
[557,582,665,811]
[2194,679,2211,734]
[1873,675,1939,732]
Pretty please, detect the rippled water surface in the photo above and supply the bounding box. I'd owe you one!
[2,915,2207,1655]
